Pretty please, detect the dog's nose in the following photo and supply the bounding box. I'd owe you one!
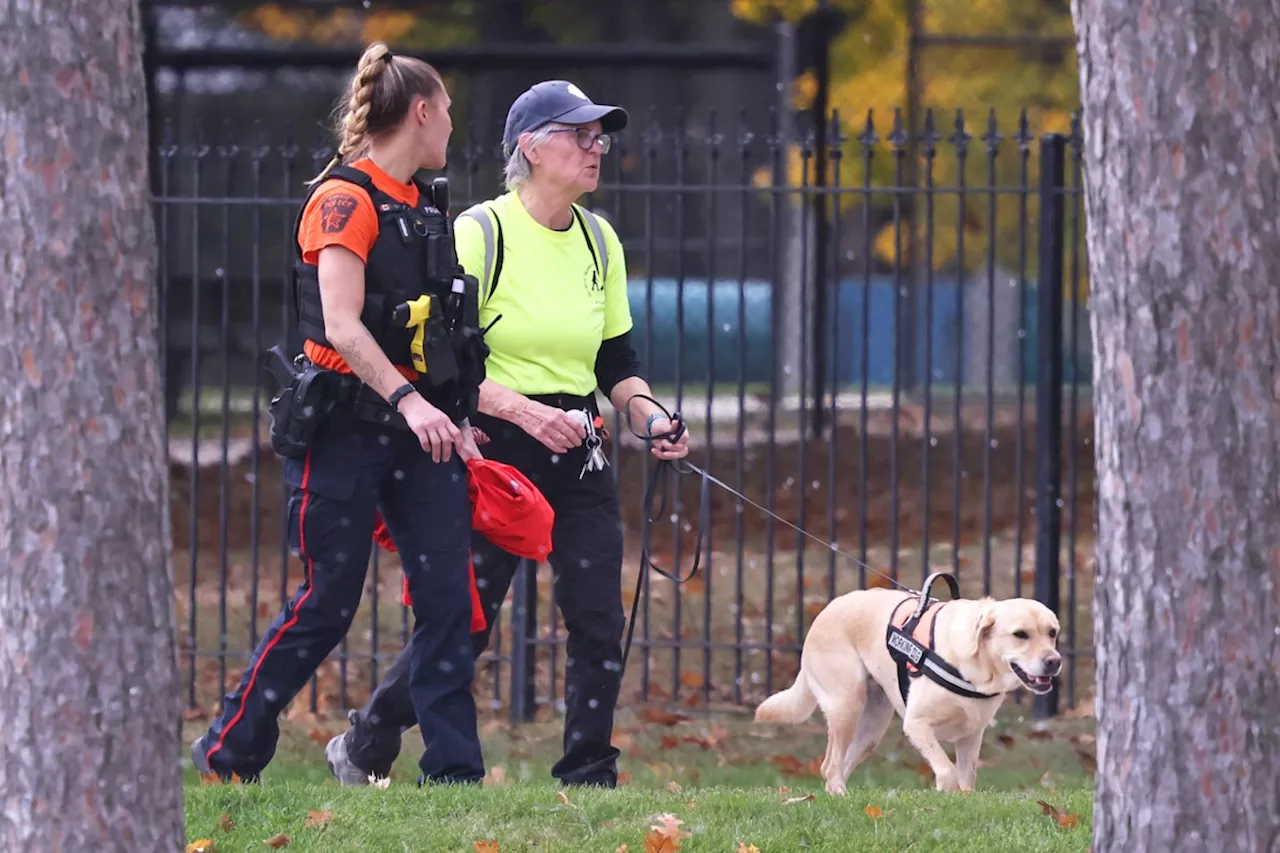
[1043,653,1062,676]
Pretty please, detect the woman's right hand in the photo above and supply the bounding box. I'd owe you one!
[399,393,462,463]
[516,400,587,453]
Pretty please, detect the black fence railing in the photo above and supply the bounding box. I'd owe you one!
[161,106,1093,726]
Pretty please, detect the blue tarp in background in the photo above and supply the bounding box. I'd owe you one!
[625,277,1092,389]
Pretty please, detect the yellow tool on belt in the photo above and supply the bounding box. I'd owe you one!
[392,295,433,374]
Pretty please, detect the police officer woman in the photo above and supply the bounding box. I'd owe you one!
[326,80,691,789]
[192,42,489,786]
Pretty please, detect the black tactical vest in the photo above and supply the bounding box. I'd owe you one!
[289,165,487,421]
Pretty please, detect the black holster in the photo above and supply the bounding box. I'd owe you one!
[263,346,335,459]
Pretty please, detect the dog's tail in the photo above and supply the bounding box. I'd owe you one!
[753,668,818,724]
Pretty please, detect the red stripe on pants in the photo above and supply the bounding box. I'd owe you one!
[206,449,316,767]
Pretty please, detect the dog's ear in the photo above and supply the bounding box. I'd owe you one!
[959,601,998,662]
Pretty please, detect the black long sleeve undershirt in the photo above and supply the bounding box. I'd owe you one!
[594,330,643,397]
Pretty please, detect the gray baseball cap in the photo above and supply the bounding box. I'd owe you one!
[502,80,629,156]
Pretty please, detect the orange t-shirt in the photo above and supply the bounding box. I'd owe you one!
[297,158,421,378]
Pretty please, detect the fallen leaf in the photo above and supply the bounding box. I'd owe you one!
[618,771,633,785]
[1069,733,1096,746]
[556,790,571,806]
[185,840,215,853]
[219,815,235,832]
[307,728,334,745]
[865,804,885,819]
[263,833,290,848]
[1076,749,1098,774]
[1036,799,1082,829]
[643,831,680,853]
[660,735,680,750]
[783,793,815,805]
[641,707,692,727]
[304,809,332,828]
[736,844,761,853]
[1028,729,1054,741]
[473,841,499,853]
[996,733,1017,748]
[778,785,790,795]
[183,706,211,722]
[612,732,635,751]
[666,780,683,793]
[679,672,704,689]
[650,813,691,841]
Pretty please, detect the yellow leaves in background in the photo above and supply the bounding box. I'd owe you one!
[730,0,820,25]
[731,0,1086,294]
[237,3,475,49]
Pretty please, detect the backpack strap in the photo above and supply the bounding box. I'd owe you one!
[457,202,503,305]
[571,205,610,283]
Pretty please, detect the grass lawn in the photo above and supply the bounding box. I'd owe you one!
[182,710,1095,852]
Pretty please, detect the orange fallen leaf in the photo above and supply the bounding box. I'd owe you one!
[1028,729,1054,741]
[185,840,215,853]
[473,841,499,853]
[865,804,892,819]
[678,672,704,689]
[556,790,571,806]
[307,728,334,745]
[641,707,692,727]
[736,844,761,853]
[660,735,680,750]
[642,831,681,853]
[1036,799,1081,829]
[219,815,235,832]
[304,809,332,828]
[263,833,291,848]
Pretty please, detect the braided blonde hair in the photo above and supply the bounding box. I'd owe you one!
[307,42,444,186]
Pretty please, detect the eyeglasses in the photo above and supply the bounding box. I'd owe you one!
[548,127,612,154]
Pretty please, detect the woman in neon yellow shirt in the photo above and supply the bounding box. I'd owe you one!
[327,80,691,789]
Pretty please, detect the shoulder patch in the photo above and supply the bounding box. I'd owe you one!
[320,192,360,234]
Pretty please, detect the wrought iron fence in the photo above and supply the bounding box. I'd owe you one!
[161,105,1092,725]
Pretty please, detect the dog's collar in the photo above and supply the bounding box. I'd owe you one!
[885,572,1000,704]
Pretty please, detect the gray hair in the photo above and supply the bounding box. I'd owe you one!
[503,122,565,192]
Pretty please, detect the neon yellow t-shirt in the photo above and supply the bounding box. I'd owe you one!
[455,192,633,397]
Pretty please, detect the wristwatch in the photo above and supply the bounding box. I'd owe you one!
[388,383,415,411]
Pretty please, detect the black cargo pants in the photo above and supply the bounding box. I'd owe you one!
[345,393,626,787]
[196,407,484,784]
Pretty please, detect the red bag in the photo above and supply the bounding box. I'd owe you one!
[372,458,555,634]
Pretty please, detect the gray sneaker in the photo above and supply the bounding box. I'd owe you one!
[191,736,212,775]
[326,727,373,787]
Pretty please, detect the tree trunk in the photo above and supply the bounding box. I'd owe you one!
[0,0,183,850]
[1073,1,1280,851]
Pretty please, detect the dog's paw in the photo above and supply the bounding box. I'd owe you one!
[824,780,848,796]
[933,770,960,792]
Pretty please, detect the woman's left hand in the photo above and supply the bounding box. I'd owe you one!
[647,416,691,461]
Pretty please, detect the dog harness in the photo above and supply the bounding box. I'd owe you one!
[885,572,999,704]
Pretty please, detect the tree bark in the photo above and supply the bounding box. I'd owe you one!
[1073,1,1280,851]
[0,0,183,851]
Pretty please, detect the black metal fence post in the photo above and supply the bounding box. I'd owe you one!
[1034,133,1066,720]
[508,559,538,724]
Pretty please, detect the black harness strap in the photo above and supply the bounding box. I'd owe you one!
[885,572,999,704]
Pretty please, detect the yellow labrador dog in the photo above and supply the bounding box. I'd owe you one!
[754,581,1060,794]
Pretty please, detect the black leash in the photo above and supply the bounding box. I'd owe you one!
[616,394,921,676]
